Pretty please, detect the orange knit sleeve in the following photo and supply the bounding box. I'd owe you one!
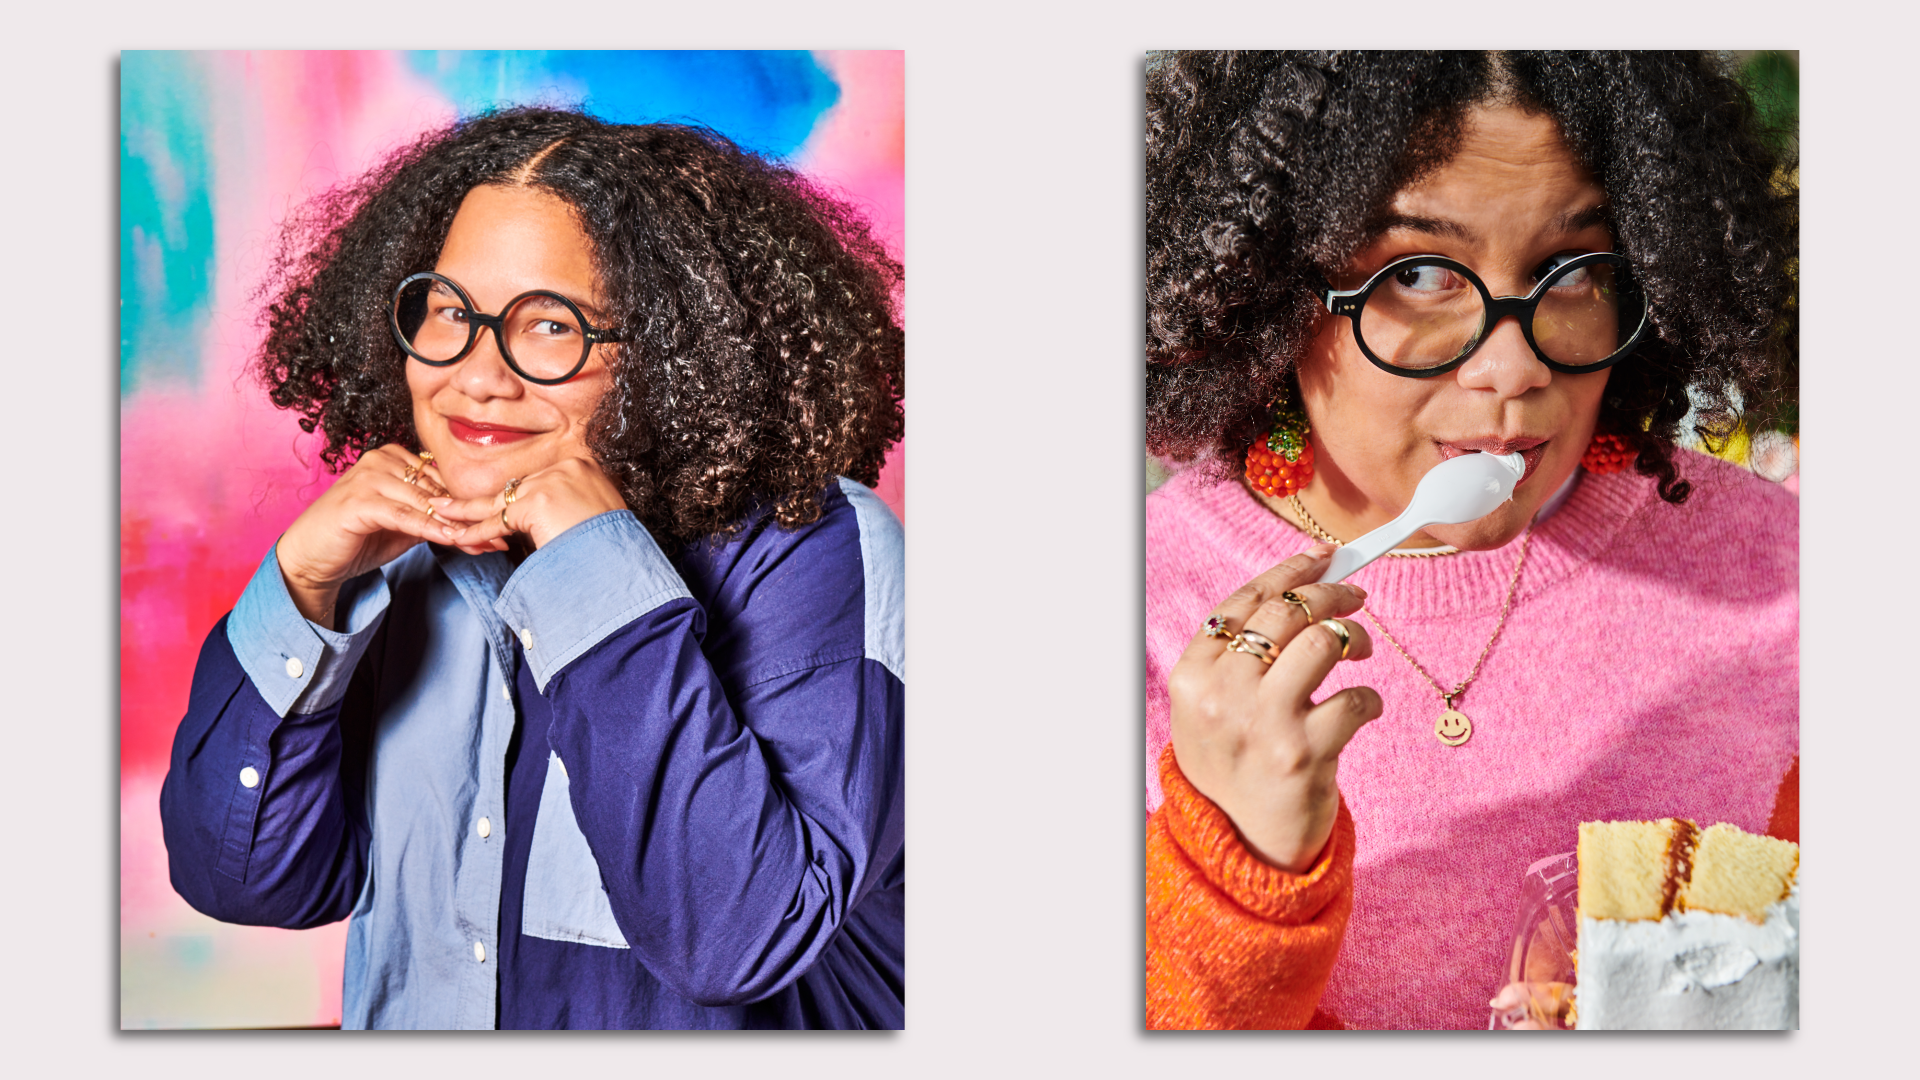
[1146,746,1355,1030]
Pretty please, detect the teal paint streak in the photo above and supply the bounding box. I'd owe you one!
[406,51,838,161]
[121,51,217,395]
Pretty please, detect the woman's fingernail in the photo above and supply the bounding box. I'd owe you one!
[442,526,456,537]
[429,497,450,507]
[1351,585,1368,599]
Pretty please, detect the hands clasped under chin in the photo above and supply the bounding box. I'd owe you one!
[427,455,629,552]
[274,446,627,628]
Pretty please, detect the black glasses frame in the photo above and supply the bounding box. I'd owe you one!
[1320,252,1650,379]
[389,271,626,385]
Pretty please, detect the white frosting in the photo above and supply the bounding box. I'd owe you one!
[1575,887,1798,1030]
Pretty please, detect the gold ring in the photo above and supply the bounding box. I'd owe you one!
[501,507,512,532]
[503,477,521,504]
[1319,618,1352,660]
[418,451,434,464]
[1239,629,1278,654]
[402,463,422,485]
[1228,633,1276,665]
[1280,590,1315,625]
[1202,614,1232,639]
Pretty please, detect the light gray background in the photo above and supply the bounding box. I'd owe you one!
[10,4,1900,1075]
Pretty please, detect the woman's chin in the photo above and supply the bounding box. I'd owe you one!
[1426,505,1533,552]
[428,459,514,502]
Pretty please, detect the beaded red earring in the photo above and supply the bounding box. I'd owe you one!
[1581,430,1635,475]
[1244,398,1315,498]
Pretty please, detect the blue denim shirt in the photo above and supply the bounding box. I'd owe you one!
[160,479,904,1028]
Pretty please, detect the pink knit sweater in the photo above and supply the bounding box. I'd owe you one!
[1145,451,1798,1030]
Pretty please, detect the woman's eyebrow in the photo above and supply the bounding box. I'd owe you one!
[1362,204,1611,246]
[1554,204,1611,234]
[1367,212,1475,243]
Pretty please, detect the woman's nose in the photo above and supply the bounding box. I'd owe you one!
[1457,315,1552,397]
[453,326,525,400]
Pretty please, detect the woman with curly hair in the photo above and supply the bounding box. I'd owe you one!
[160,107,905,1029]
[1144,52,1796,1029]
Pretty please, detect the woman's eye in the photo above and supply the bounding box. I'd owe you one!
[1392,265,1463,293]
[529,319,576,338]
[1537,255,1593,289]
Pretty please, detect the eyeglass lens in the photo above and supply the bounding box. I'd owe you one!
[394,276,591,381]
[1355,259,1644,370]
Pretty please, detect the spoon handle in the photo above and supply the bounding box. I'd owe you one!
[1315,512,1424,584]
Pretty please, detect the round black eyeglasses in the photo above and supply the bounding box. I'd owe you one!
[390,272,627,385]
[1321,252,1650,378]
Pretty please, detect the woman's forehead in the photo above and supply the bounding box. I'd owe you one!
[436,184,600,306]
[1374,105,1607,255]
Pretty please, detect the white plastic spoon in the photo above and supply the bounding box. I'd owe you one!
[1314,451,1527,584]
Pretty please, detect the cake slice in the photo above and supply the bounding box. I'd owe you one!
[1573,819,1797,1029]
[1680,823,1800,923]
[1576,818,1696,922]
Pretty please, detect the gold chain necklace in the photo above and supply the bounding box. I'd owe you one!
[1287,490,1534,746]
[1366,525,1533,746]
[1286,494,1461,558]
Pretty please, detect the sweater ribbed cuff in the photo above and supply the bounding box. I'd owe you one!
[1156,745,1352,924]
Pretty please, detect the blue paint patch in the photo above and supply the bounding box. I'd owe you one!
[120,51,217,395]
[167,933,216,969]
[405,50,839,161]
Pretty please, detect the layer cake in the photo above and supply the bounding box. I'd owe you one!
[1573,819,1798,1029]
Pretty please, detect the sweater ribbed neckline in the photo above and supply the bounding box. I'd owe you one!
[1168,465,1656,620]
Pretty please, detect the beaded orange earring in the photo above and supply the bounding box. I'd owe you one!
[1580,430,1635,475]
[1245,396,1315,498]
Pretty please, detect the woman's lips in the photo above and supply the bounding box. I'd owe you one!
[447,417,538,446]
[1435,438,1551,486]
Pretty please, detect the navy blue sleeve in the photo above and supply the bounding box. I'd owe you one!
[496,501,904,1008]
[158,552,392,929]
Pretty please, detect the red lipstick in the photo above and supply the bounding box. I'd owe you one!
[447,417,537,446]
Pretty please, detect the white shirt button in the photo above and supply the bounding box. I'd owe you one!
[519,628,534,650]
[502,682,513,702]
[477,817,492,839]
[239,766,260,789]
[285,656,304,679]
[474,941,486,963]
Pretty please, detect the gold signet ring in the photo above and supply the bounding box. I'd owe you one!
[1280,590,1315,625]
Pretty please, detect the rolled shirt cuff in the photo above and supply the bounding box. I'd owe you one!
[494,510,693,693]
[226,544,391,716]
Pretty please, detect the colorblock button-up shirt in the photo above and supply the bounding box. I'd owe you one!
[160,479,905,1029]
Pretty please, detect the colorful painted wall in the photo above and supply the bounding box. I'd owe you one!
[119,50,904,1029]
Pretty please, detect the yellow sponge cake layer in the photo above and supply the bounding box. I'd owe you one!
[1577,819,1696,921]
[1679,823,1799,923]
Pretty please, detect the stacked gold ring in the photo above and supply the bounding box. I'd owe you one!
[1230,629,1279,665]
[501,477,522,531]
[405,450,436,483]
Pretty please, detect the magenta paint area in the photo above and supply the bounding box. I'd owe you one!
[120,50,904,1029]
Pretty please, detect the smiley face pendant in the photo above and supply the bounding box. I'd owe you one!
[1434,709,1473,747]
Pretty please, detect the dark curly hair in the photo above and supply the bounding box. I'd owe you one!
[1146,51,1797,504]
[257,106,904,545]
